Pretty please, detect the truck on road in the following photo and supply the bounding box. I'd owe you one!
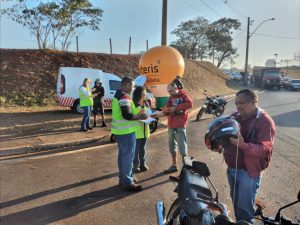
[253,66,282,89]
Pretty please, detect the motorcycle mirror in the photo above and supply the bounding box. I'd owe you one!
[192,161,210,177]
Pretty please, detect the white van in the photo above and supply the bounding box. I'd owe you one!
[57,67,121,113]
[57,67,156,113]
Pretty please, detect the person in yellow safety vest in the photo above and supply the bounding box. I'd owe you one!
[79,78,95,132]
[111,76,148,192]
[132,86,151,173]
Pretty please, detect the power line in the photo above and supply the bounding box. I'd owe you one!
[223,0,248,20]
[252,32,300,40]
[198,0,222,17]
[180,0,212,19]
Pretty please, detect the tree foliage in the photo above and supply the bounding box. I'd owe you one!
[170,17,241,67]
[1,0,103,50]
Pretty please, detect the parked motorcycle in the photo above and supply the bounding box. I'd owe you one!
[196,90,227,121]
[254,191,300,225]
[156,156,250,225]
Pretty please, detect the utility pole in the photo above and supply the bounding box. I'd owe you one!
[128,36,131,55]
[244,17,250,87]
[244,17,275,86]
[109,38,112,55]
[161,0,167,45]
[76,35,79,53]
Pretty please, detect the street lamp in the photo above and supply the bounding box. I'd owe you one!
[244,17,275,86]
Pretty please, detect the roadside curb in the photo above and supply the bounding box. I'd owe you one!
[0,93,238,157]
[0,135,108,157]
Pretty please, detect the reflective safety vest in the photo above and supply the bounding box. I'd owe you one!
[135,105,150,139]
[79,86,93,107]
[111,97,138,135]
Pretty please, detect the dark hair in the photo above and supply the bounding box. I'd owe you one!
[236,89,258,103]
[132,86,146,107]
[172,77,184,89]
[121,76,133,86]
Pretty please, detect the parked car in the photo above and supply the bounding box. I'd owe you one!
[288,79,300,91]
[282,77,292,89]
[229,72,243,81]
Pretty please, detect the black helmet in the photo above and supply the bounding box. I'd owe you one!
[172,76,184,89]
[205,116,239,150]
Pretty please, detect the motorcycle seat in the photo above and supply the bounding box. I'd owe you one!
[178,168,213,217]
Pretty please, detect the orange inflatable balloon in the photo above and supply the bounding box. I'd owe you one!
[139,46,184,85]
[138,46,185,97]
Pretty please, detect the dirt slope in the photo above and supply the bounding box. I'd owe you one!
[0,49,236,107]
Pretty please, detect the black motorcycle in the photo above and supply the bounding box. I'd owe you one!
[156,156,249,225]
[254,191,300,225]
[196,90,227,121]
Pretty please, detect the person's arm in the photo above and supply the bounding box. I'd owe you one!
[230,117,275,158]
[174,91,193,111]
[119,95,147,120]
[100,87,105,98]
[80,86,91,96]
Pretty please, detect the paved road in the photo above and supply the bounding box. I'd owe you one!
[0,89,299,225]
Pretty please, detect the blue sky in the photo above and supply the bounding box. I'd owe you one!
[1,0,300,69]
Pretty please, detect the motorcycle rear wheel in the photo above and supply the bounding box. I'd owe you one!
[196,107,206,121]
[214,105,225,117]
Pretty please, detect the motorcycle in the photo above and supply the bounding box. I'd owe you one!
[196,90,227,121]
[254,191,300,225]
[156,156,249,225]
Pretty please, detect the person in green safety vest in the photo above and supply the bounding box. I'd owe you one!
[111,76,148,192]
[79,78,95,132]
[132,86,151,173]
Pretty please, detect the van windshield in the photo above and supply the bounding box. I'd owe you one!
[109,80,121,91]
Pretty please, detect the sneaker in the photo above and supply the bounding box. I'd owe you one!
[118,177,137,187]
[169,175,180,182]
[133,167,141,173]
[93,122,96,127]
[87,127,93,130]
[164,166,178,174]
[140,165,149,172]
[79,128,88,132]
[102,122,107,127]
[122,183,142,192]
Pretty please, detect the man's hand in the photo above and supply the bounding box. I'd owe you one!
[230,133,245,148]
[138,113,148,120]
[169,107,176,113]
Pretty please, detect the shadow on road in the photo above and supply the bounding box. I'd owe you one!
[0,171,169,225]
[272,109,300,128]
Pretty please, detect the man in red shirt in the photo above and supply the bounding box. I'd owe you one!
[224,89,276,224]
[163,80,193,173]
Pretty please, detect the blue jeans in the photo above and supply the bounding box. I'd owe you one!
[115,132,136,187]
[168,127,188,156]
[133,138,148,169]
[227,168,261,224]
[81,106,92,129]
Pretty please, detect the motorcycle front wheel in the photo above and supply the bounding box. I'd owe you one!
[196,107,206,121]
[214,105,225,117]
[166,198,181,225]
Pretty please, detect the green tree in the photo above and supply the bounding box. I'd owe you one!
[170,17,240,67]
[170,17,210,60]
[1,0,103,50]
[206,18,241,67]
